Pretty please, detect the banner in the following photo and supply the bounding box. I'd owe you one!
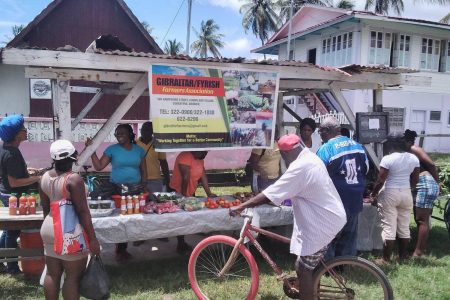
[149,64,279,151]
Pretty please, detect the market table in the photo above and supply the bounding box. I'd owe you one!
[92,204,293,243]
[0,209,44,263]
[92,203,383,251]
[0,202,383,264]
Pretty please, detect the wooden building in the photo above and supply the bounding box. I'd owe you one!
[6,0,162,120]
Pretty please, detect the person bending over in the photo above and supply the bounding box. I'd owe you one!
[170,151,216,254]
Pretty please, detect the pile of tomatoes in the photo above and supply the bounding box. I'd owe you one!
[204,197,241,209]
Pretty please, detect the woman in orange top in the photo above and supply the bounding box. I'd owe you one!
[169,151,216,253]
[170,151,216,197]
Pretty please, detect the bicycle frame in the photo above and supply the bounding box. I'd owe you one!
[219,212,291,281]
[218,211,351,297]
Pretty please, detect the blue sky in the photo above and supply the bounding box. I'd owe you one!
[0,0,448,59]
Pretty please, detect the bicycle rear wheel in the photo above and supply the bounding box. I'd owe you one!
[188,235,259,300]
[313,256,393,300]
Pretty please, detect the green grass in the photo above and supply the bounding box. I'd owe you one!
[429,153,450,166]
[1,193,449,299]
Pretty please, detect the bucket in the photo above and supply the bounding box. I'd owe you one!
[19,229,45,276]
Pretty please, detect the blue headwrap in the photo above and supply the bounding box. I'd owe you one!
[0,115,25,142]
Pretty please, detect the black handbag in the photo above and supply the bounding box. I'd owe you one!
[80,255,110,300]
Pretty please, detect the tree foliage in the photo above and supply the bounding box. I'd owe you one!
[190,19,225,58]
[276,0,332,23]
[12,24,25,37]
[364,0,404,15]
[240,0,281,45]
[335,0,355,9]
[164,39,184,56]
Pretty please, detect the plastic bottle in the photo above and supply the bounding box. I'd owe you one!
[19,193,28,215]
[133,195,140,214]
[127,196,133,214]
[8,193,17,215]
[120,196,127,215]
[28,193,36,214]
[139,193,146,213]
[34,192,41,208]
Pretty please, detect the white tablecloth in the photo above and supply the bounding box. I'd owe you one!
[92,203,383,251]
[92,204,293,243]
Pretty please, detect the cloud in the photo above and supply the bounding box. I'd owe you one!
[223,37,253,57]
[0,21,22,28]
[204,0,242,13]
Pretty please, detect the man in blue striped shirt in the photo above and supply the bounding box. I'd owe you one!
[317,117,368,260]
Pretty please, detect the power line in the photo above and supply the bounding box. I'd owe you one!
[161,0,186,46]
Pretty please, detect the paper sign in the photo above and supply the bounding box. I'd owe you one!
[368,118,380,130]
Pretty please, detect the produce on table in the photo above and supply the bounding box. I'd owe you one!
[180,198,205,212]
[151,192,179,203]
[204,197,241,209]
[142,201,179,214]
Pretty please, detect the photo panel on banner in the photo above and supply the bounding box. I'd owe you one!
[149,64,279,151]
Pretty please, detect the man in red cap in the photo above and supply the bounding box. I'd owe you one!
[230,134,346,300]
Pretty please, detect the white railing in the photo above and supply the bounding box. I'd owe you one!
[23,117,142,143]
[310,111,349,125]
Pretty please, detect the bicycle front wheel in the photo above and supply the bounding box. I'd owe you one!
[313,256,393,300]
[188,235,259,300]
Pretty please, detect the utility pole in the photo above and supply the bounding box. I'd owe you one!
[185,0,192,55]
[286,0,293,60]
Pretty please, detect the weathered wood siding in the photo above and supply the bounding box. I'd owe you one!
[15,0,158,53]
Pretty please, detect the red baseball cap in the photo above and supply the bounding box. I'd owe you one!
[278,134,302,151]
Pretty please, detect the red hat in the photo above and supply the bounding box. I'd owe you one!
[278,134,302,151]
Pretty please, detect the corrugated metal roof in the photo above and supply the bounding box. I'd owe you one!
[339,64,417,74]
[92,48,351,75]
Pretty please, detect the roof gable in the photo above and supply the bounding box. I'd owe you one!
[7,0,162,54]
[268,6,346,43]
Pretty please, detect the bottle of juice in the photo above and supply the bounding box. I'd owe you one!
[28,193,36,214]
[19,193,28,215]
[120,196,127,215]
[139,193,146,213]
[8,193,17,215]
[34,192,41,208]
[133,195,140,214]
[126,196,133,214]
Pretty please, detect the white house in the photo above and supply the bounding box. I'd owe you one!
[253,5,450,153]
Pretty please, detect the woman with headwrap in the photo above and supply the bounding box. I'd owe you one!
[0,115,41,274]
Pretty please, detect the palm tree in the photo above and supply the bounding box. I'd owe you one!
[335,0,355,9]
[440,12,450,23]
[164,39,184,56]
[190,19,225,58]
[140,21,153,35]
[240,0,281,45]
[413,0,450,23]
[276,0,332,23]
[364,0,404,15]
[12,24,25,37]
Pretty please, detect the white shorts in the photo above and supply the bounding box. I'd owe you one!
[378,188,413,240]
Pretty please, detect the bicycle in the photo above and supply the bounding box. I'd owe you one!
[431,194,450,237]
[188,209,393,300]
